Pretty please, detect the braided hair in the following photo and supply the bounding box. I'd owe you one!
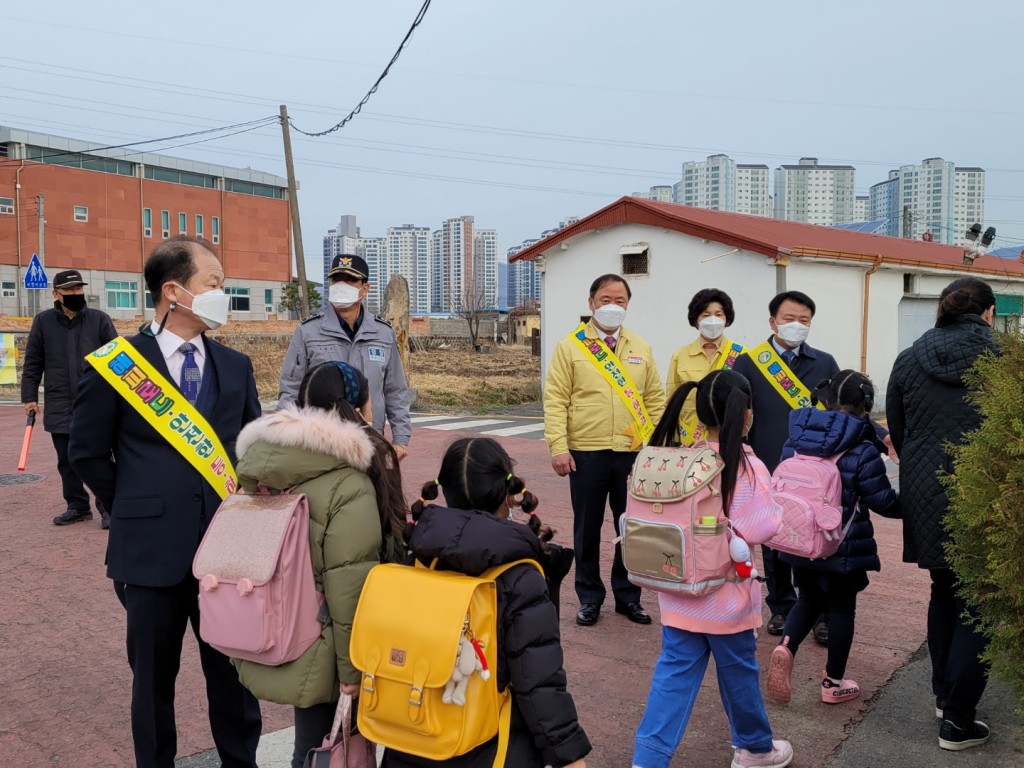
[815,369,875,417]
[409,437,553,549]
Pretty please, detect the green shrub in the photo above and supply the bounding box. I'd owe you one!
[944,330,1024,709]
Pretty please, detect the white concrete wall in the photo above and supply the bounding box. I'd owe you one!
[536,224,1024,414]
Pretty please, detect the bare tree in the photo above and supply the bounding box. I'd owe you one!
[450,285,497,351]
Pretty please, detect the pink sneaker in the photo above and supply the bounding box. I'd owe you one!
[732,739,794,768]
[821,675,860,704]
[766,641,794,704]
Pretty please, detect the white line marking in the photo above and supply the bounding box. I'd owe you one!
[425,419,511,431]
[479,422,546,437]
[411,415,464,424]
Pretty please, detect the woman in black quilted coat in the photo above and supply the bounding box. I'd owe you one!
[885,277,998,751]
[383,437,591,768]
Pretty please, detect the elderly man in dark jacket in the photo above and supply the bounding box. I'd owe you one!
[886,277,998,751]
[21,269,117,527]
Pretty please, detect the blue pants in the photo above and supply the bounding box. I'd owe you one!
[633,626,774,768]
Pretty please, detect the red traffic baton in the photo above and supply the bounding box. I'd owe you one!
[17,410,36,472]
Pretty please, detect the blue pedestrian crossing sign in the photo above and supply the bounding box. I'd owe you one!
[25,254,47,289]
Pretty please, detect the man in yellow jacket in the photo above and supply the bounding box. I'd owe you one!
[544,274,665,627]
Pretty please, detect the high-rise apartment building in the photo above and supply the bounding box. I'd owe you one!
[675,154,736,210]
[869,171,901,236]
[854,196,870,222]
[899,158,956,243]
[954,167,985,245]
[474,228,499,306]
[386,224,431,314]
[439,216,475,311]
[735,164,771,217]
[773,157,856,225]
[430,229,443,312]
[506,246,540,309]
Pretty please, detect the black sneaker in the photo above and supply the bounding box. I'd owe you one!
[939,719,990,751]
[53,509,93,526]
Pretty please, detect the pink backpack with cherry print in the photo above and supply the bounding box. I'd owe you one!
[618,445,735,597]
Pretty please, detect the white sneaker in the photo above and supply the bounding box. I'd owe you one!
[732,739,794,768]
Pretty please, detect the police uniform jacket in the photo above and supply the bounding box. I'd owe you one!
[278,308,411,446]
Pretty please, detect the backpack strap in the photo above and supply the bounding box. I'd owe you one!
[483,557,545,580]
[491,691,512,768]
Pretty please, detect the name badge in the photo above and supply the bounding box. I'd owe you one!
[626,356,643,364]
[368,347,387,363]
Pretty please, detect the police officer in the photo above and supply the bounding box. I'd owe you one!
[278,254,411,459]
[21,269,117,527]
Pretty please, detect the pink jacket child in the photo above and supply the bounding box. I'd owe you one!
[632,369,792,768]
[657,444,783,636]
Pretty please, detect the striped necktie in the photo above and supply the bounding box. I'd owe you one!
[179,342,202,405]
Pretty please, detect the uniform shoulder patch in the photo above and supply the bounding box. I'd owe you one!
[374,314,393,328]
[301,311,325,324]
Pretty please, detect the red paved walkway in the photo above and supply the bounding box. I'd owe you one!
[0,406,929,767]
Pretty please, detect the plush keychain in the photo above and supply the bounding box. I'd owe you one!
[729,534,759,581]
[442,633,490,706]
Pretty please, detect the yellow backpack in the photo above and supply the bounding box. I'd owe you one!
[349,558,542,765]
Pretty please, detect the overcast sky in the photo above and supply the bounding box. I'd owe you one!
[4,1,1023,279]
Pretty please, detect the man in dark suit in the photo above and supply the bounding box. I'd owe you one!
[69,236,262,768]
[732,290,840,639]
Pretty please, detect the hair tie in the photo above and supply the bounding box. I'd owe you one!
[518,487,527,496]
[506,473,513,481]
[417,496,428,504]
[434,479,440,487]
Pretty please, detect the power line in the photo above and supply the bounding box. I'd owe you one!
[287,0,432,137]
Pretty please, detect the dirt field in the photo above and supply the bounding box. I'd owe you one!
[3,315,541,409]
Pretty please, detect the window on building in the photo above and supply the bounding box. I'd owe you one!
[1,280,15,297]
[143,208,152,238]
[178,212,187,235]
[74,205,89,222]
[264,288,274,310]
[145,293,154,310]
[195,214,204,237]
[619,243,650,276]
[106,280,138,310]
[161,210,170,239]
[225,286,249,311]
[0,197,13,215]
[212,216,220,244]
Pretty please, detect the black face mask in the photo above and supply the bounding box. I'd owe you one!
[61,294,87,312]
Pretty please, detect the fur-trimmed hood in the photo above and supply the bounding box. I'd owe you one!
[235,405,375,490]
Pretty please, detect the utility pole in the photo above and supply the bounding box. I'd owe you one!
[902,205,912,239]
[279,105,309,318]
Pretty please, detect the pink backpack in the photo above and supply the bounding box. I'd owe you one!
[192,489,324,665]
[766,453,852,559]
[618,445,734,597]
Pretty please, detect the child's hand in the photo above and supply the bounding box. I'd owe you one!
[882,433,899,464]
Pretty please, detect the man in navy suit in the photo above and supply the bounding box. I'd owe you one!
[69,236,262,768]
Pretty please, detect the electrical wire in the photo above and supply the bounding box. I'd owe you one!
[287,0,432,137]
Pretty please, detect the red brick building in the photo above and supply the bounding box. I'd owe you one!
[0,125,291,319]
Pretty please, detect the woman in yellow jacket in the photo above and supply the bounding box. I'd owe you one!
[665,289,745,443]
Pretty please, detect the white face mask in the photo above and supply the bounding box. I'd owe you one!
[698,316,726,340]
[776,320,810,346]
[175,284,230,330]
[592,304,626,331]
[329,281,362,310]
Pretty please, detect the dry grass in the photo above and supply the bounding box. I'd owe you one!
[410,346,541,410]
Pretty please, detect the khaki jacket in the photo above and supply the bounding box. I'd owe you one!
[543,323,665,455]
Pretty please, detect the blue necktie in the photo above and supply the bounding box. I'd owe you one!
[179,342,202,405]
[782,349,796,367]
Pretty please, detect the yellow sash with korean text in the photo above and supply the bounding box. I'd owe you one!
[85,336,238,499]
[569,323,655,445]
[747,341,826,412]
[678,341,746,445]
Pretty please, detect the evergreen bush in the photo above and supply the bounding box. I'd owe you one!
[944,330,1024,709]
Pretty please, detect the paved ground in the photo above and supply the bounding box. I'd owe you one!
[0,404,1020,768]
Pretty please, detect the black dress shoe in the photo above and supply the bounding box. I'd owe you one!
[53,508,93,526]
[100,510,111,530]
[766,613,787,635]
[812,620,829,646]
[615,602,652,625]
[576,603,601,626]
